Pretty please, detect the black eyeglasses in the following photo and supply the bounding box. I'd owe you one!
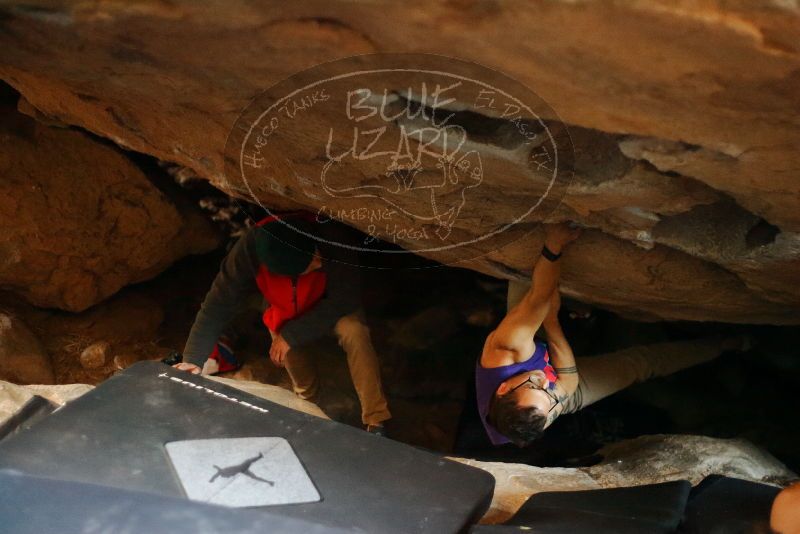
[509,375,559,413]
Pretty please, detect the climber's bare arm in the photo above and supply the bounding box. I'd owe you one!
[541,291,579,427]
[543,293,579,392]
[484,223,581,363]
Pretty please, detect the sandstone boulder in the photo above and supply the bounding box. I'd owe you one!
[79,341,110,370]
[0,1,798,323]
[0,313,54,385]
[43,292,168,383]
[0,290,169,385]
[0,105,219,312]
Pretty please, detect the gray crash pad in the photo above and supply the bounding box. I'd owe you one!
[471,480,691,534]
[681,475,779,533]
[0,469,346,534]
[0,362,494,533]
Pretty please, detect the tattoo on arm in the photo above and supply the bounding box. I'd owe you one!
[555,366,577,374]
[546,383,574,427]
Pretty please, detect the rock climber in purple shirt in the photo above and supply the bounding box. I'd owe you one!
[477,222,751,447]
[476,222,581,447]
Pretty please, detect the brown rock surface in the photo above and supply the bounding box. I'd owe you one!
[79,341,110,370]
[0,312,54,384]
[0,104,219,312]
[1,290,170,384]
[0,1,798,323]
[40,292,169,383]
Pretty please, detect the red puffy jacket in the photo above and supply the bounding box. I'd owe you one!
[255,214,327,333]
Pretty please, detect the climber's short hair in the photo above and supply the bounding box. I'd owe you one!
[489,390,547,447]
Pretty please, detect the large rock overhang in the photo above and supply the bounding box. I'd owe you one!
[1,1,798,323]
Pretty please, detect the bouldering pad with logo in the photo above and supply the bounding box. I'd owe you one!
[0,362,494,533]
[0,469,346,534]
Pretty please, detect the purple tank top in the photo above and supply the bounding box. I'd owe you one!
[475,340,556,445]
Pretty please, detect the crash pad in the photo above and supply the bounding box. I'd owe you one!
[471,480,691,533]
[0,469,345,534]
[0,362,494,533]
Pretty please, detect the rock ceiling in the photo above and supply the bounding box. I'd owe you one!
[0,0,798,323]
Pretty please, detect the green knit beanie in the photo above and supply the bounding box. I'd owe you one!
[255,219,317,275]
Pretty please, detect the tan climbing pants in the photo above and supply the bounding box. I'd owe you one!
[561,337,725,414]
[507,280,726,414]
[282,311,391,426]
